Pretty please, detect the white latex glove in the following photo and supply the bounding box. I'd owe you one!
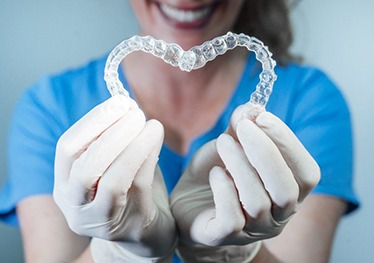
[54,95,176,262]
[170,105,320,262]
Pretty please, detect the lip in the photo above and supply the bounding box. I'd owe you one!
[155,1,221,30]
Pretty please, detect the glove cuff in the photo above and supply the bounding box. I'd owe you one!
[177,240,262,263]
[91,237,177,263]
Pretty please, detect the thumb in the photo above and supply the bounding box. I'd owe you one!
[227,103,265,139]
[187,140,223,184]
[191,166,245,246]
[131,119,164,214]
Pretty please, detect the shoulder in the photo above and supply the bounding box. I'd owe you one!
[277,63,342,99]
[27,54,109,107]
[14,55,110,135]
[268,62,350,125]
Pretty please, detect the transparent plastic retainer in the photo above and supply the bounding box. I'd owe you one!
[104,32,277,118]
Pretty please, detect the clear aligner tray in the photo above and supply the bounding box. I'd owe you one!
[104,32,277,109]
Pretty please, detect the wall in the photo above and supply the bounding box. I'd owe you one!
[0,1,138,262]
[290,1,374,262]
[0,0,372,262]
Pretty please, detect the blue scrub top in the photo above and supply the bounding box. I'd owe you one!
[0,53,359,227]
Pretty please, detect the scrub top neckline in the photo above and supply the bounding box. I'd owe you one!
[118,54,259,162]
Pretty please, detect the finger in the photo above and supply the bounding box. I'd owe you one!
[216,134,271,219]
[227,104,265,139]
[170,139,222,216]
[191,166,245,246]
[68,107,146,204]
[236,119,299,221]
[210,166,246,236]
[255,111,320,202]
[186,139,224,184]
[227,105,247,140]
[130,120,164,216]
[152,165,172,216]
[54,95,132,186]
[94,119,163,212]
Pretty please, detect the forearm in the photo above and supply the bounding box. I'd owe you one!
[17,195,91,263]
[71,245,94,263]
[252,244,284,263]
[261,195,346,263]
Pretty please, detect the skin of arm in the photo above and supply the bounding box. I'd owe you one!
[17,195,91,263]
[257,195,347,263]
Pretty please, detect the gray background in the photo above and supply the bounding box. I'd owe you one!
[1,1,373,262]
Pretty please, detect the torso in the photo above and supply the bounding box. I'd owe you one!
[123,49,247,154]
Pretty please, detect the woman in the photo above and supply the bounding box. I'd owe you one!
[0,0,358,262]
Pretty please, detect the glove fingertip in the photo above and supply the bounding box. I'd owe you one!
[146,119,165,140]
[216,133,230,146]
[216,133,236,155]
[235,119,253,144]
[255,111,279,128]
[209,166,227,182]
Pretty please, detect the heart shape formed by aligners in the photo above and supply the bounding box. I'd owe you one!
[104,32,277,117]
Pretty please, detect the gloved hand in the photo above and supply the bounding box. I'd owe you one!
[170,105,320,262]
[53,95,176,262]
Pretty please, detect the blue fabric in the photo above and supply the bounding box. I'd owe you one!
[0,53,359,237]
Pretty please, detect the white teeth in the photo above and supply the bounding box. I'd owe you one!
[160,3,211,23]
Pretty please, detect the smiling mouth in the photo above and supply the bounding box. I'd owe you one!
[157,2,219,29]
